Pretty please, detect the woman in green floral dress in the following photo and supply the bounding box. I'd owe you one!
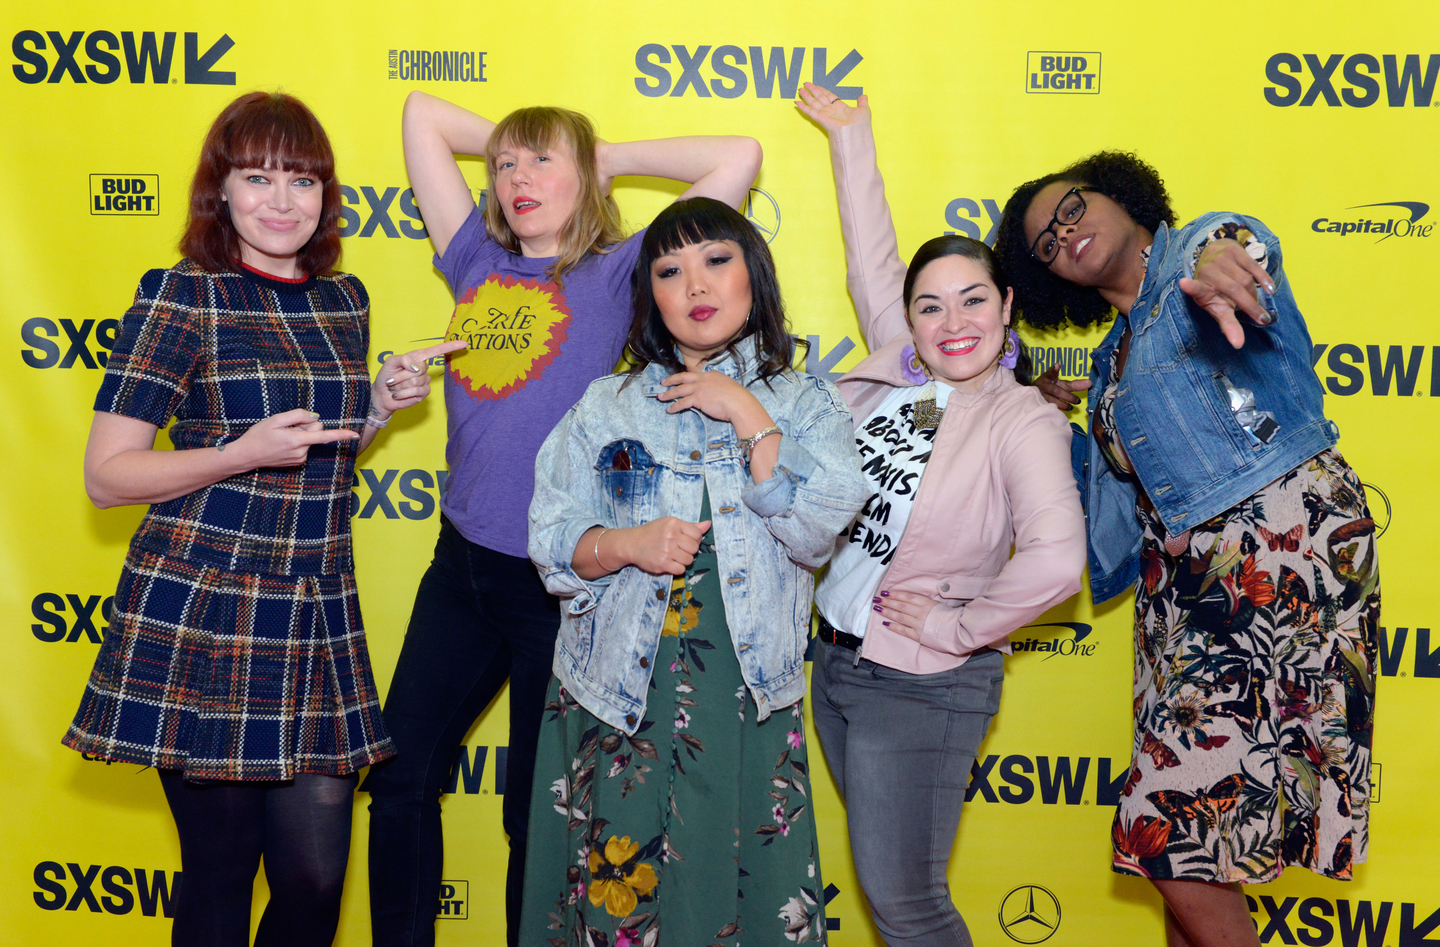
[522,197,867,946]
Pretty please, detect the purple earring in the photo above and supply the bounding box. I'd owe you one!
[999,329,1020,370]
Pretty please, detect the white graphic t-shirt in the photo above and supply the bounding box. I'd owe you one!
[815,381,951,638]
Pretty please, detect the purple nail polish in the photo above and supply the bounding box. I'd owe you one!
[880,591,890,597]
[871,596,880,603]
[872,605,882,612]
[882,621,890,627]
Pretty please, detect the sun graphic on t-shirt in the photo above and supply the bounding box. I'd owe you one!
[444,274,573,400]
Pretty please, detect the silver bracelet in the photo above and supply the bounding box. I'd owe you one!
[738,425,781,458]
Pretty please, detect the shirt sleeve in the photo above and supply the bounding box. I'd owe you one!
[93,268,205,426]
[433,203,492,295]
[604,226,649,297]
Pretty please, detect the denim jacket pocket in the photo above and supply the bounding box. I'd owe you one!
[597,438,660,527]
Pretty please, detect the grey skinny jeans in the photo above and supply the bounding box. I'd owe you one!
[810,640,1004,946]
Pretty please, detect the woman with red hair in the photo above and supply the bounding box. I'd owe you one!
[63,91,461,947]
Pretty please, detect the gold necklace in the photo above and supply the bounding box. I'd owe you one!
[912,381,943,430]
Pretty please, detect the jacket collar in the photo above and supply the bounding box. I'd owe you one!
[639,333,762,398]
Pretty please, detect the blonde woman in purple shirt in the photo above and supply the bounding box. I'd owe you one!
[366,91,761,947]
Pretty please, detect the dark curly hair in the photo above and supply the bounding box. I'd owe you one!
[626,197,804,386]
[994,151,1176,331]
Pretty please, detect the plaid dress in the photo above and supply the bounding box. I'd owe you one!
[64,260,395,781]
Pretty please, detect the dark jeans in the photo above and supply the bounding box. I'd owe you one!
[365,517,560,947]
[811,641,1005,946]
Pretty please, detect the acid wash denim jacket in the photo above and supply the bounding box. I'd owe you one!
[1079,212,1339,603]
[529,336,868,734]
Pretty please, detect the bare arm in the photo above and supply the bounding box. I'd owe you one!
[600,136,762,210]
[84,409,358,509]
[402,91,497,257]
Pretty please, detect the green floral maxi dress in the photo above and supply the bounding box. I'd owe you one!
[519,492,828,946]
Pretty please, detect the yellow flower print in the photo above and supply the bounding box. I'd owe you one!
[587,835,659,917]
[660,570,709,636]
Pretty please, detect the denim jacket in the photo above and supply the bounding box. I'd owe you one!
[1079,212,1339,603]
[529,337,867,734]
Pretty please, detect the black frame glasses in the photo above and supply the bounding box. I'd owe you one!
[1030,186,1093,264]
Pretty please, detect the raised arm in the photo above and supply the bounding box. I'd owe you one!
[796,84,910,351]
[402,91,496,257]
[600,135,762,210]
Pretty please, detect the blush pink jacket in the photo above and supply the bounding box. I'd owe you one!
[827,121,1087,674]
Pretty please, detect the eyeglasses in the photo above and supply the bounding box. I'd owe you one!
[1030,187,1092,264]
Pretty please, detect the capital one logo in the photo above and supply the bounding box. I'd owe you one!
[999,885,1061,944]
[1264,53,1439,106]
[12,31,235,84]
[634,44,862,99]
[1311,202,1432,242]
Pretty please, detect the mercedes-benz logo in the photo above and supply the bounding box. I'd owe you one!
[743,187,780,244]
[999,884,1061,944]
[1361,482,1391,538]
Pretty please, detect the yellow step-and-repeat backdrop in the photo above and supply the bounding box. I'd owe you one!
[3,1,1437,944]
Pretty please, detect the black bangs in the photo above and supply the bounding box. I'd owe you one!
[625,197,802,386]
[642,198,754,261]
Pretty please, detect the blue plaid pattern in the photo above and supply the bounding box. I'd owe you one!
[64,548,394,780]
[68,260,394,779]
[94,260,370,576]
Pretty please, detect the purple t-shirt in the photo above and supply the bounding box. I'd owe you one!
[437,206,646,557]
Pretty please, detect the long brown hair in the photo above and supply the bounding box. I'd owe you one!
[483,107,625,287]
[181,91,343,275]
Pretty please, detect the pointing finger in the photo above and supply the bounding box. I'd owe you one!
[299,428,361,445]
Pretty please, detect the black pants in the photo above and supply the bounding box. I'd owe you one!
[365,517,560,947]
[160,770,357,947]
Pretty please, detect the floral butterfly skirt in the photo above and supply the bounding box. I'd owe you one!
[1113,449,1379,883]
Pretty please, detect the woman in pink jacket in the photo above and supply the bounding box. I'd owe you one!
[796,86,1087,945]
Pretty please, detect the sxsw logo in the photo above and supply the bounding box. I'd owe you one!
[1244,895,1440,946]
[21,317,118,369]
[444,744,508,796]
[1311,202,1432,242]
[1265,53,1439,106]
[389,48,486,83]
[351,468,447,520]
[32,593,112,644]
[12,31,235,84]
[33,862,180,918]
[634,44,862,99]
[1026,52,1099,94]
[1310,343,1440,396]
[1379,627,1440,679]
[966,754,1129,806]
[91,174,157,215]
[945,197,1003,245]
[338,185,428,239]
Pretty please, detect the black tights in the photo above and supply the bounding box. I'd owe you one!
[159,769,357,947]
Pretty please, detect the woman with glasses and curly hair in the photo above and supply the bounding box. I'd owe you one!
[993,153,1380,947]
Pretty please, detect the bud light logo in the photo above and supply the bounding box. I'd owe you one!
[1026,52,1099,94]
[90,174,158,215]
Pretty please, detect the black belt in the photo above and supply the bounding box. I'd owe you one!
[816,614,863,652]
